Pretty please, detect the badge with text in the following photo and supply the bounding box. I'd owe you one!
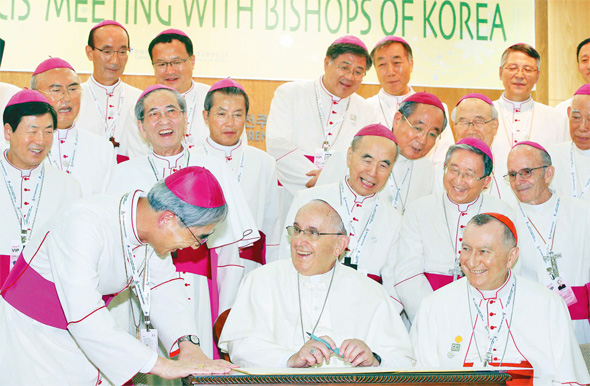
[314,148,332,170]
[10,240,22,269]
[545,276,577,306]
[140,328,159,353]
[448,336,462,358]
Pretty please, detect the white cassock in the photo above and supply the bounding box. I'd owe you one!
[317,151,434,216]
[411,272,590,385]
[45,125,116,196]
[513,193,590,344]
[218,259,415,368]
[549,141,590,202]
[0,82,21,152]
[366,87,416,128]
[266,77,376,220]
[195,137,281,269]
[78,76,147,160]
[279,177,403,312]
[0,150,81,285]
[391,192,514,321]
[492,94,569,181]
[554,97,572,122]
[0,191,200,385]
[179,80,210,150]
[106,147,259,358]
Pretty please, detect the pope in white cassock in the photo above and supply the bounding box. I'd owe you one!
[31,57,116,197]
[0,90,81,286]
[197,78,280,269]
[318,92,445,216]
[78,20,145,162]
[107,84,259,361]
[433,93,518,208]
[411,212,590,385]
[391,138,514,321]
[507,141,590,344]
[219,199,415,368]
[265,35,376,220]
[491,43,568,172]
[0,166,237,385]
[279,124,403,311]
[549,84,590,202]
[554,38,590,118]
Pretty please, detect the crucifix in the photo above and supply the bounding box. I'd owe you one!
[543,251,562,278]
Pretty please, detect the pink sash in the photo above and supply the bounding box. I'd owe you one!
[1,253,68,329]
[367,274,382,284]
[570,284,590,320]
[239,232,266,265]
[424,272,454,291]
[116,154,129,164]
[0,254,10,287]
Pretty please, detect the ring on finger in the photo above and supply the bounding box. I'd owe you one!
[309,348,316,354]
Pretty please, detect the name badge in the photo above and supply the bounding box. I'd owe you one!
[10,240,22,269]
[314,148,332,170]
[545,276,577,306]
[140,328,159,353]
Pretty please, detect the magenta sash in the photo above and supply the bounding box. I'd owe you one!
[239,232,266,265]
[1,253,68,329]
[116,154,129,164]
[569,284,590,320]
[0,254,10,287]
[367,274,383,284]
[424,272,454,291]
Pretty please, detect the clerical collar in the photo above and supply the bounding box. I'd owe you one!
[299,263,337,284]
[445,193,480,212]
[500,93,533,110]
[150,147,186,168]
[2,149,38,177]
[182,80,196,97]
[521,190,556,212]
[470,270,514,300]
[206,136,242,157]
[319,76,343,102]
[379,87,414,104]
[57,125,75,140]
[573,141,590,156]
[396,153,411,165]
[122,190,145,247]
[344,175,376,204]
[90,75,121,94]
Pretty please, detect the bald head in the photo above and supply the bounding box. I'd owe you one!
[507,144,553,205]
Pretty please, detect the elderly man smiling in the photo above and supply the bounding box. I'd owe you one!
[219,199,414,368]
[411,213,589,385]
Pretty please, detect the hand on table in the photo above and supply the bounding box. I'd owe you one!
[287,335,337,368]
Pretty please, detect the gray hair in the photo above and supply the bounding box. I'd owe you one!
[451,101,498,122]
[135,88,187,121]
[30,68,81,91]
[500,44,541,71]
[445,143,493,178]
[398,100,448,133]
[350,135,399,163]
[468,214,516,250]
[147,179,228,227]
[310,199,347,235]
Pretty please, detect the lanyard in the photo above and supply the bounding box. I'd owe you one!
[183,85,199,145]
[569,142,590,199]
[0,159,45,245]
[88,83,124,139]
[203,142,246,183]
[314,80,349,152]
[468,279,516,366]
[339,180,378,266]
[48,129,79,175]
[119,192,152,327]
[388,162,412,213]
[147,150,191,181]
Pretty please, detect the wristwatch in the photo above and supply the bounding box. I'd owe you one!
[178,335,200,346]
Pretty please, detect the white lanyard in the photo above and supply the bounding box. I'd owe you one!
[203,142,245,183]
[119,192,152,326]
[48,129,79,175]
[314,81,349,151]
[469,279,516,366]
[569,143,590,199]
[183,86,199,144]
[88,83,124,139]
[339,180,378,266]
[377,93,396,128]
[388,162,412,212]
[0,160,45,245]
[147,151,191,181]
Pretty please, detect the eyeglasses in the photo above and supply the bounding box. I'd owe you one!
[444,165,486,183]
[143,107,183,123]
[94,47,130,58]
[503,166,548,182]
[152,57,191,70]
[402,115,440,139]
[177,215,213,248]
[333,62,366,78]
[503,65,538,75]
[210,111,246,122]
[454,118,495,130]
[286,225,344,241]
[39,85,82,101]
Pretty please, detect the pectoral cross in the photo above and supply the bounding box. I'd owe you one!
[20,229,27,244]
[109,136,120,148]
[449,258,463,281]
[543,251,562,278]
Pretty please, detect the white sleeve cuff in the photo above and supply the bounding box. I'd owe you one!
[141,352,159,374]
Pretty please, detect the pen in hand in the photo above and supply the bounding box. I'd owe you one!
[306,332,340,355]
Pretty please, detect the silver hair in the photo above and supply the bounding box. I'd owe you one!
[469,214,516,250]
[30,68,81,91]
[444,143,493,177]
[398,100,448,133]
[309,199,347,234]
[500,44,541,71]
[350,135,399,163]
[451,100,498,122]
[135,88,187,121]
[147,179,228,227]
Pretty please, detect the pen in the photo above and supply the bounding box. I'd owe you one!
[306,332,340,355]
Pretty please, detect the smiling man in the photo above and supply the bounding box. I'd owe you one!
[30,57,116,196]
[549,84,590,202]
[78,20,145,161]
[219,199,414,368]
[0,166,237,385]
[411,213,589,384]
[393,138,513,321]
[491,43,568,168]
[507,141,590,344]
[280,124,403,310]
[107,84,259,362]
[0,89,81,286]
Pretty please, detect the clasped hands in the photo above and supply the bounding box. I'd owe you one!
[287,336,379,368]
